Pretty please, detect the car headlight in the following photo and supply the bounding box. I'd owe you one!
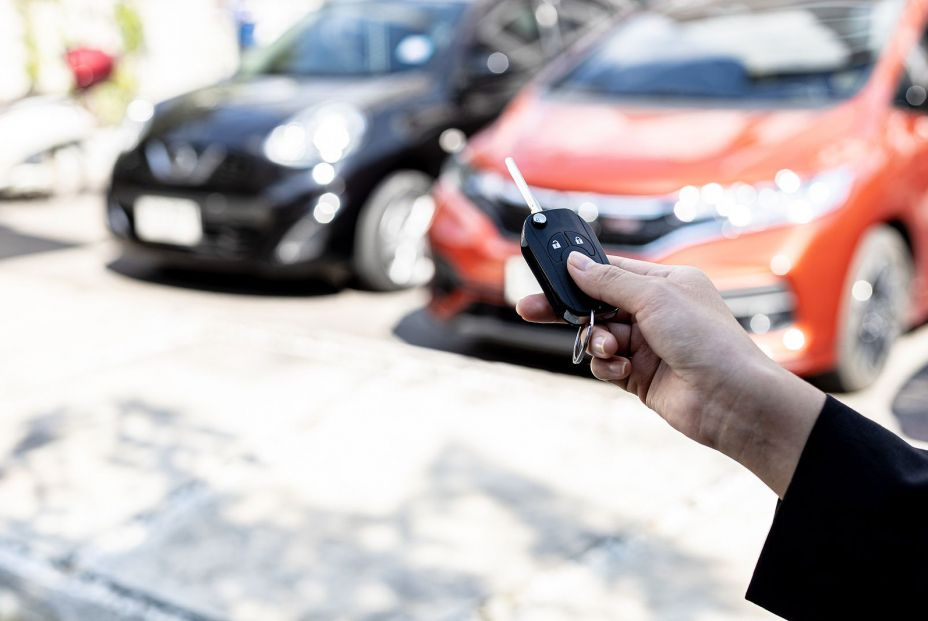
[264,104,367,168]
[121,99,155,153]
[441,156,525,206]
[672,168,855,231]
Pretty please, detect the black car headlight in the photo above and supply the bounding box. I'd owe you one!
[264,104,367,169]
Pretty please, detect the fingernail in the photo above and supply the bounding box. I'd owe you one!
[568,252,594,271]
[594,336,607,356]
[608,360,629,378]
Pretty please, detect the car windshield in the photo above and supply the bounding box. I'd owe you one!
[553,0,906,106]
[244,1,466,77]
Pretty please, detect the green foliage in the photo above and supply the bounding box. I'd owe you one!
[84,62,140,125]
[15,0,39,93]
[12,0,146,123]
[115,0,145,55]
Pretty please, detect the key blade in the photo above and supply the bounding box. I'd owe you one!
[505,157,544,214]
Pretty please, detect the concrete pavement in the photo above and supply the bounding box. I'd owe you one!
[0,193,925,620]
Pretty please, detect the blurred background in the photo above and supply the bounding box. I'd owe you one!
[2,0,928,619]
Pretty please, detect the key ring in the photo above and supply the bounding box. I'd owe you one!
[573,310,595,365]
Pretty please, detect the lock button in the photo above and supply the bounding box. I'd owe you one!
[567,232,596,256]
[547,233,569,262]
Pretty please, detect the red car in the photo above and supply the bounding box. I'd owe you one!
[429,0,928,390]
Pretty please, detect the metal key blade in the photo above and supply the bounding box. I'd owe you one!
[505,157,543,214]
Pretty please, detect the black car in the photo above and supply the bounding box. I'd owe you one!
[108,0,629,290]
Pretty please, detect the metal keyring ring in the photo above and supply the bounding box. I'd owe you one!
[572,311,596,365]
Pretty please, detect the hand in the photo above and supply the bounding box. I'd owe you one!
[517,252,826,498]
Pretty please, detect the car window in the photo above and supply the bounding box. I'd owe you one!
[242,1,466,77]
[553,0,635,44]
[553,0,907,107]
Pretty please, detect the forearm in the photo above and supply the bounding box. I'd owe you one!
[713,360,826,498]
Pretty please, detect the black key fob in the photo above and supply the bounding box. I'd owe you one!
[521,208,618,326]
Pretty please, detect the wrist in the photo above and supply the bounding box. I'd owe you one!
[713,358,826,498]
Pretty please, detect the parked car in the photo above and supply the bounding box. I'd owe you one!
[107,0,630,290]
[429,0,928,391]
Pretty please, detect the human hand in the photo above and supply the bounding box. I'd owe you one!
[517,252,826,497]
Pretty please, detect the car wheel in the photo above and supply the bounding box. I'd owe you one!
[354,171,436,291]
[831,225,913,392]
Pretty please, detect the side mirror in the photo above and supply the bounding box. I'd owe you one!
[454,50,516,105]
[895,76,928,113]
[464,51,513,81]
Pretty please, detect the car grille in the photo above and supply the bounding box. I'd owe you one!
[470,194,686,247]
[133,140,280,194]
[462,176,688,248]
[201,223,266,258]
[208,152,261,192]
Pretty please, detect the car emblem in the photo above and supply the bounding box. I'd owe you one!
[145,140,225,184]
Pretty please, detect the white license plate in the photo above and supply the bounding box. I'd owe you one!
[504,256,543,307]
[135,196,203,246]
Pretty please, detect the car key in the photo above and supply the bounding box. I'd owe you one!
[505,157,618,364]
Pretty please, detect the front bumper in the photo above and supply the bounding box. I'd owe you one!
[106,178,353,276]
[428,179,850,377]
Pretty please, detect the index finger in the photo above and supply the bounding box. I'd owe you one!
[609,255,672,277]
[517,292,634,325]
[516,293,559,324]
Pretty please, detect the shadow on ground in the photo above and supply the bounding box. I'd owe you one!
[105,255,346,298]
[394,309,593,378]
[892,363,928,441]
[0,398,739,620]
[0,225,77,262]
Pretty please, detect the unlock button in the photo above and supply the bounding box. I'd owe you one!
[547,233,569,262]
[568,232,596,256]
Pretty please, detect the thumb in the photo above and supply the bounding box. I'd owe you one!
[567,252,649,314]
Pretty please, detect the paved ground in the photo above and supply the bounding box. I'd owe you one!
[0,193,926,621]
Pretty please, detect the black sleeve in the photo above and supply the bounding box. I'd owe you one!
[746,396,928,619]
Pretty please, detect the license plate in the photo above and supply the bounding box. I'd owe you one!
[135,196,203,246]
[504,256,542,307]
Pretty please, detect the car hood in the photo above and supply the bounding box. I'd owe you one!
[471,92,875,196]
[147,73,432,152]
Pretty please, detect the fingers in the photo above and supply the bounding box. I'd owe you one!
[588,323,632,359]
[591,356,632,382]
[608,255,670,277]
[516,294,559,324]
[567,252,651,314]
[588,325,617,358]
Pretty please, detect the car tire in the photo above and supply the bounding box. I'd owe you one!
[830,225,913,392]
[354,170,436,291]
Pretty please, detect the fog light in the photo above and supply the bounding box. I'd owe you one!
[276,218,321,264]
[276,241,303,264]
[783,328,806,352]
[723,284,796,334]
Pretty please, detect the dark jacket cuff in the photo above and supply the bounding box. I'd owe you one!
[746,396,928,619]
